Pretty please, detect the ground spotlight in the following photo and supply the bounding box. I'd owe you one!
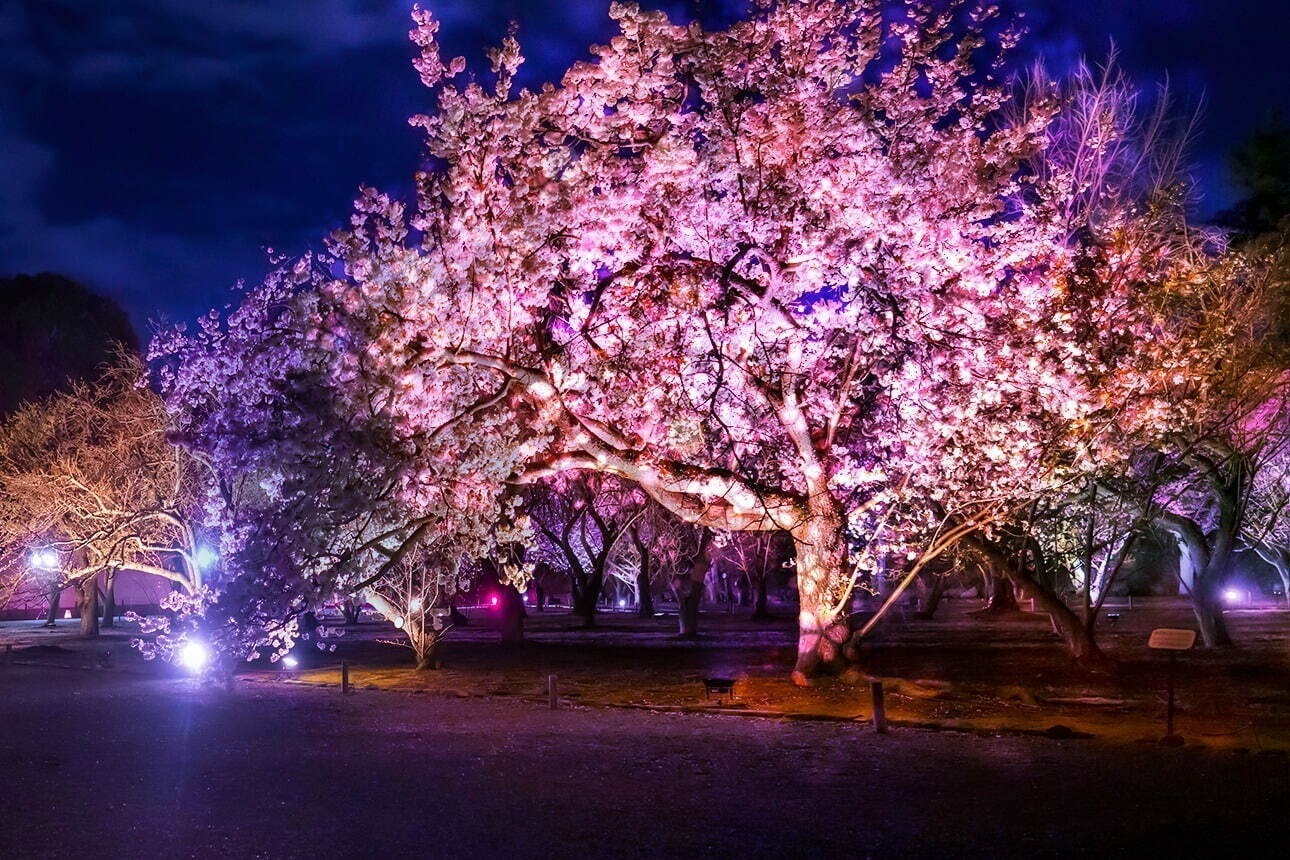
[178,641,211,673]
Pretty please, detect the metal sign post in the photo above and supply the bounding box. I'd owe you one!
[1148,628,1196,747]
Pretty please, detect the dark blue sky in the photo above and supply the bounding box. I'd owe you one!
[2,1,1287,332]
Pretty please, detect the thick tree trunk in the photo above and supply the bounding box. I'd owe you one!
[573,572,603,628]
[673,535,712,639]
[914,571,948,619]
[676,583,701,638]
[1160,512,1232,648]
[985,572,1020,613]
[498,584,526,644]
[635,568,654,617]
[790,498,853,684]
[44,583,62,627]
[101,573,117,629]
[1191,586,1231,649]
[413,637,440,670]
[78,578,99,638]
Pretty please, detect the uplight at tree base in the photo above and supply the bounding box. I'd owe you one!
[178,641,211,673]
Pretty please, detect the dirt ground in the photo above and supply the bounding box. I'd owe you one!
[241,597,1290,753]
[5,596,1290,754]
[2,665,1289,859]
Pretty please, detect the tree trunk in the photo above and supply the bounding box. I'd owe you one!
[914,571,948,619]
[1160,512,1232,648]
[341,599,362,626]
[1191,586,1231,649]
[676,579,702,638]
[966,533,1108,667]
[635,567,654,618]
[751,574,770,621]
[101,572,117,629]
[78,577,100,638]
[673,535,712,639]
[413,636,440,670]
[985,572,1020,613]
[1253,544,1290,607]
[573,572,603,628]
[498,584,526,644]
[789,497,853,684]
[43,582,62,627]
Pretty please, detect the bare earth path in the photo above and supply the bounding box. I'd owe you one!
[1,666,1288,859]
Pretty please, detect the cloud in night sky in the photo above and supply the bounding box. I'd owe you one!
[1,0,1288,330]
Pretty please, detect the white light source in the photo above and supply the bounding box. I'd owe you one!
[29,549,60,571]
[195,546,218,570]
[408,596,423,612]
[178,641,211,673]
[617,599,627,608]
[282,655,299,669]
[1223,588,1243,606]
[393,616,405,629]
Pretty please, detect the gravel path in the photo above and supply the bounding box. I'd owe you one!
[1,666,1288,858]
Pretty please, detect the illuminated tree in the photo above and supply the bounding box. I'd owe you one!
[0,355,208,636]
[315,0,1107,680]
[151,267,534,664]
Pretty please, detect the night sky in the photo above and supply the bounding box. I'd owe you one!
[2,0,1288,333]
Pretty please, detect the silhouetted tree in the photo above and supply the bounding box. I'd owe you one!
[0,273,138,416]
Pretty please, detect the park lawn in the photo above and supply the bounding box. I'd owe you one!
[263,598,1290,753]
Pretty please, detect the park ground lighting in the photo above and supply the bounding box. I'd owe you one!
[1223,588,1245,606]
[195,545,218,570]
[178,640,211,673]
[29,548,60,571]
[282,655,299,669]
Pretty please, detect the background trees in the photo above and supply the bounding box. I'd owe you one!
[0,355,207,636]
[0,274,138,417]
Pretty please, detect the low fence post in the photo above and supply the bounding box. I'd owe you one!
[871,681,887,734]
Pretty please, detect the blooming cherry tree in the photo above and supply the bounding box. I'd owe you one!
[317,0,1101,680]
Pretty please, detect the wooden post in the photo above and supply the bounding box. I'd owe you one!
[341,660,350,694]
[871,681,887,734]
[4,643,11,664]
[548,674,559,710]
[1166,654,1177,736]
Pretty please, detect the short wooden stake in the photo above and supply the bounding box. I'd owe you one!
[341,660,350,694]
[871,681,887,734]
[548,674,559,710]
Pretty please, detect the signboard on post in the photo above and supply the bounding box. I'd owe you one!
[1148,628,1195,745]
[1148,628,1196,651]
